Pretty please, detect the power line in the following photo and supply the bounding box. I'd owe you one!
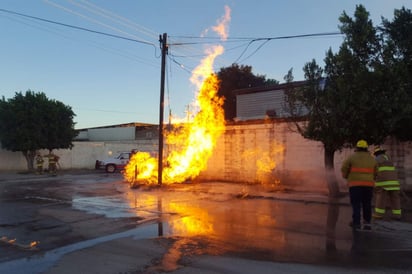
[168,55,193,74]
[234,39,271,64]
[1,7,344,84]
[44,0,157,44]
[169,31,342,45]
[12,3,340,69]
[74,107,141,114]
[1,8,159,67]
[232,32,342,64]
[0,8,156,48]
[169,31,343,68]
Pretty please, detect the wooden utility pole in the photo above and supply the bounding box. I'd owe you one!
[158,33,167,186]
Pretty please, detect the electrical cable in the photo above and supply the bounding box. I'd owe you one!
[169,32,342,45]
[0,8,157,48]
[74,107,141,114]
[62,0,158,39]
[44,0,157,45]
[1,7,345,118]
[233,32,342,64]
[0,9,159,67]
[1,8,341,72]
[168,55,193,74]
[166,56,172,124]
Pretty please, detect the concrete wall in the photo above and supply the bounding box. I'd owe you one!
[197,121,337,192]
[0,140,158,170]
[1,120,411,193]
[198,121,412,193]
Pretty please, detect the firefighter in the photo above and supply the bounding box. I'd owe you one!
[341,140,377,231]
[35,153,44,174]
[373,147,401,220]
[47,151,59,176]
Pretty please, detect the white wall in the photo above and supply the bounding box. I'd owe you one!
[0,140,157,170]
[1,121,411,193]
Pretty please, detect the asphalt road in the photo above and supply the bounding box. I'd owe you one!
[1,170,412,273]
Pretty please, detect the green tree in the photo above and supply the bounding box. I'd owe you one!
[381,7,412,141]
[217,63,279,121]
[284,5,396,197]
[0,90,77,171]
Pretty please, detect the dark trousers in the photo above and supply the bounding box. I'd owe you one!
[349,186,373,225]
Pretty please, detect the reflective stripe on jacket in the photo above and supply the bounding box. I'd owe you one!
[375,154,400,190]
[48,155,57,164]
[341,151,377,187]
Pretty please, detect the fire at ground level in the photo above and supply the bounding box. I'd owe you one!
[1,170,412,273]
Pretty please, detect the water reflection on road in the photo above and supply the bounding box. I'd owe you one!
[72,182,352,265]
[2,174,412,273]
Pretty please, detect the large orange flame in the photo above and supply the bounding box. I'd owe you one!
[124,7,231,185]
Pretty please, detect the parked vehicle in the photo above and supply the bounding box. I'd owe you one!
[95,151,132,173]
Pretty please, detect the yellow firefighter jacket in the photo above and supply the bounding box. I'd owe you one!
[375,154,400,190]
[341,150,377,187]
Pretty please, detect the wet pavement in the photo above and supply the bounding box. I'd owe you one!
[0,170,412,273]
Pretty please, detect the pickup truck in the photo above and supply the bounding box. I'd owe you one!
[95,151,132,173]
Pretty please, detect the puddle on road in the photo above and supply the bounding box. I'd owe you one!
[4,185,411,273]
[71,189,350,265]
[72,195,138,218]
[72,191,169,219]
[0,223,161,274]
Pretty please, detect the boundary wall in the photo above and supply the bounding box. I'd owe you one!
[1,121,411,192]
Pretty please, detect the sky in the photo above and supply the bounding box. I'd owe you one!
[1,0,411,129]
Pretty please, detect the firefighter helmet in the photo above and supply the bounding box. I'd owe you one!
[356,140,368,148]
[374,146,386,155]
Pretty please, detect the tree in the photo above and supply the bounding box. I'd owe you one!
[284,5,399,197]
[381,7,412,141]
[217,63,279,121]
[0,90,77,171]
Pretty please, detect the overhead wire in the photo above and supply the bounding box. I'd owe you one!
[0,8,159,67]
[170,32,342,43]
[76,0,158,40]
[168,55,194,74]
[1,6,344,116]
[75,107,142,114]
[233,32,342,63]
[3,14,158,67]
[0,8,157,48]
[167,36,208,67]
[234,39,271,64]
[167,31,343,74]
[169,41,252,58]
[45,0,157,43]
[47,0,163,61]
[166,53,172,124]
[1,5,343,70]
[46,0,162,60]
[0,6,161,116]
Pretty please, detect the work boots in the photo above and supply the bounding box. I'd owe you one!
[349,221,371,231]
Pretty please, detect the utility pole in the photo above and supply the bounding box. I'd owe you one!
[158,33,167,186]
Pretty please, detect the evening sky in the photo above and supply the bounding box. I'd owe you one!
[0,0,410,129]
